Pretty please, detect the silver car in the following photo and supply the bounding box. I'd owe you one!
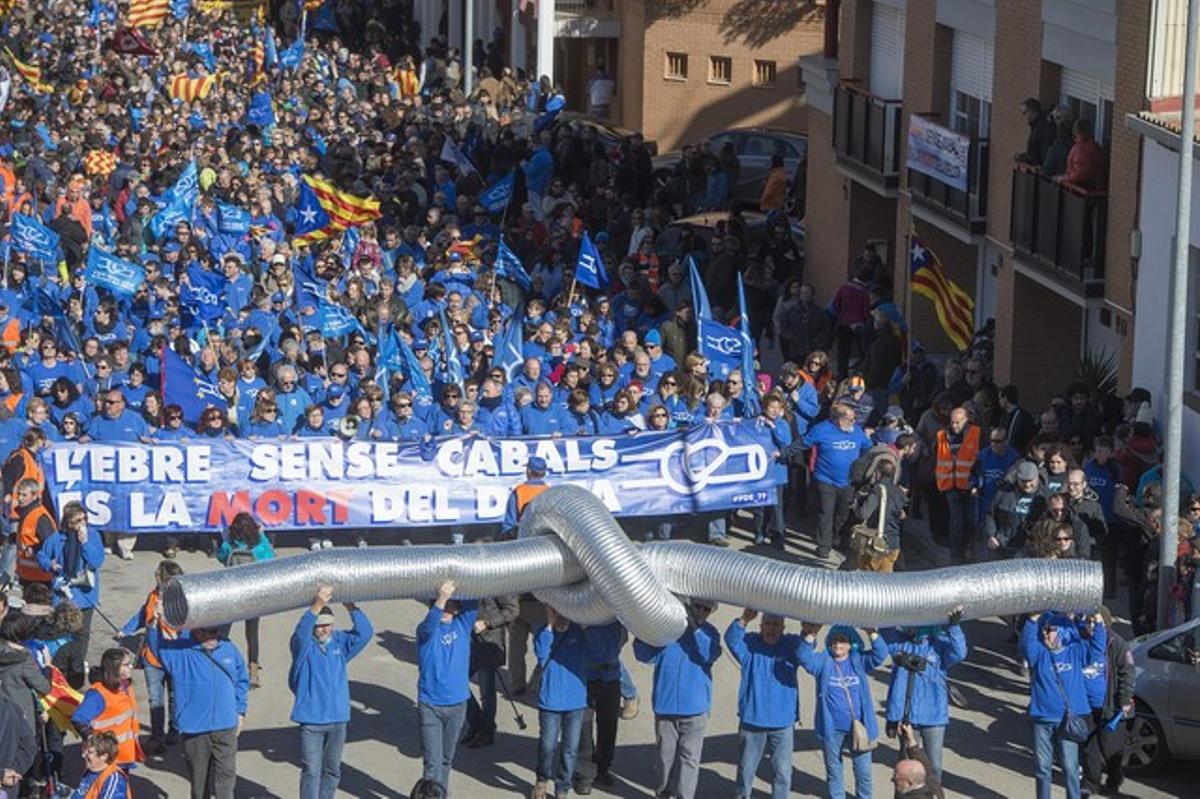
[1123,617,1200,774]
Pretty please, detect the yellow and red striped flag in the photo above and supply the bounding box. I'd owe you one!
[4,47,52,93]
[128,0,170,27]
[248,39,266,86]
[39,665,84,735]
[168,73,216,102]
[84,149,118,177]
[294,174,382,243]
[909,236,975,351]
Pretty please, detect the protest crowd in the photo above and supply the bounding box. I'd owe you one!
[0,0,1193,798]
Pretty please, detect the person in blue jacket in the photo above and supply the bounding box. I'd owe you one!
[522,382,565,437]
[289,584,374,799]
[633,600,722,799]
[972,427,1020,525]
[724,607,804,799]
[36,501,104,656]
[798,623,889,799]
[533,604,589,799]
[802,402,872,558]
[147,618,250,799]
[574,621,625,793]
[1020,612,1107,799]
[752,392,806,547]
[881,606,968,779]
[416,579,479,793]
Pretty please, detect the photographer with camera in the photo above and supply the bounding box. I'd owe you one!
[881,606,967,780]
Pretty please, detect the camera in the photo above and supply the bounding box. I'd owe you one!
[895,652,927,672]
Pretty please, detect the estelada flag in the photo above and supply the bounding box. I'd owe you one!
[4,47,52,93]
[295,174,381,243]
[109,25,158,56]
[128,0,170,27]
[84,150,118,177]
[39,664,83,735]
[168,73,216,102]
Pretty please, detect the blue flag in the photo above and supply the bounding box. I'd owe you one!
[439,308,465,389]
[279,32,305,70]
[216,201,250,234]
[162,346,227,425]
[170,0,190,19]
[495,238,531,291]
[494,314,525,382]
[687,255,711,353]
[84,247,145,296]
[185,42,216,71]
[292,254,325,309]
[736,272,761,415]
[245,89,275,128]
[264,26,278,68]
[11,213,60,264]
[698,318,744,380]
[479,171,515,213]
[533,94,565,135]
[339,226,360,268]
[396,331,432,400]
[292,178,330,240]
[149,161,199,240]
[181,263,227,322]
[318,298,359,338]
[575,231,607,290]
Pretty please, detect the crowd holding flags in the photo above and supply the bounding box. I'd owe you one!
[4,47,52,94]
[292,175,381,245]
[909,235,974,351]
[128,0,170,28]
[168,72,217,102]
[162,347,228,424]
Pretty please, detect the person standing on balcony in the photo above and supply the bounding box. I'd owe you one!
[1057,118,1107,192]
[1015,98,1056,167]
[586,65,615,119]
[1042,117,1074,178]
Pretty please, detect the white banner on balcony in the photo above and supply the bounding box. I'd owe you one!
[906,115,970,193]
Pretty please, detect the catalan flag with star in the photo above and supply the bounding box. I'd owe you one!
[168,72,216,102]
[292,175,381,244]
[128,0,170,27]
[909,235,975,351]
[4,47,52,93]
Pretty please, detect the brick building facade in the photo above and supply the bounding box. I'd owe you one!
[802,0,1154,409]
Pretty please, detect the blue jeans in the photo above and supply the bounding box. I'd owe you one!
[144,664,178,735]
[466,666,497,735]
[707,516,727,543]
[0,536,15,584]
[537,708,584,795]
[822,729,873,798]
[299,722,346,799]
[1033,719,1081,799]
[915,724,945,780]
[736,723,793,799]
[418,701,467,791]
[619,662,638,701]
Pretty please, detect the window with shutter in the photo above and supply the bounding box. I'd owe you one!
[869,3,905,99]
[951,31,994,103]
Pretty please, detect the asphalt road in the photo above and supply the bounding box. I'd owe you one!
[59,513,1194,798]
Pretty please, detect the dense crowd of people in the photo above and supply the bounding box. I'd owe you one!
[0,1,1192,798]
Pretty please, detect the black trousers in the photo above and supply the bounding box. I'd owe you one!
[815,480,854,553]
[576,678,621,786]
[182,726,239,799]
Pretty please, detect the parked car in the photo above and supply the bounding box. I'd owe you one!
[651,128,807,215]
[552,112,658,155]
[1122,617,1200,775]
[654,211,805,263]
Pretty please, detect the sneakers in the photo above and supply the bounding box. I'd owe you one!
[321,539,334,549]
[620,696,639,720]
[309,538,322,552]
[531,779,554,799]
[249,662,262,689]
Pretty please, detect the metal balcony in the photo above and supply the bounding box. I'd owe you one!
[906,114,989,235]
[832,81,902,194]
[1010,165,1108,296]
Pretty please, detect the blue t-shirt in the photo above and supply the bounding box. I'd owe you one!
[827,658,861,733]
[802,420,871,487]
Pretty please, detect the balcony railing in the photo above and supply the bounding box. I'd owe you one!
[906,114,989,234]
[833,81,902,190]
[1010,165,1108,291]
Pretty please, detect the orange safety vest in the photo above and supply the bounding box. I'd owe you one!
[15,504,54,583]
[3,392,21,413]
[82,762,132,799]
[87,682,144,766]
[514,482,549,518]
[935,425,981,492]
[6,447,46,519]
[138,589,179,670]
[0,317,19,355]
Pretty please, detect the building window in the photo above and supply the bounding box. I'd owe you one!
[753,60,776,87]
[709,56,732,85]
[950,89,991,139]
[664,52,688,81]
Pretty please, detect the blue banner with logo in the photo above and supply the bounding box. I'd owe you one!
[11,213,60,264]
[41,422,785,532]
[84,247,145,296]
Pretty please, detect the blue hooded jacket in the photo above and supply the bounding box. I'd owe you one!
[416,601,479,706]
[798,632,889,742]
[36,528,106,610]
[724,619,803,728]
[147,627,249,734]
[289,608,374,724]
[583,622,624,682]
[1019,615,1106,722]
[634,622,722,716]
[535,622,589,712]
[881,625,968,726]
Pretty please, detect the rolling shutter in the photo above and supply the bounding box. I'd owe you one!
[869,2,906,99]
[951,30,994,102]
[1061,67,1114,103]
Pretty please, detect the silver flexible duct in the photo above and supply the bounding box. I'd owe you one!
[164,486,1102,638]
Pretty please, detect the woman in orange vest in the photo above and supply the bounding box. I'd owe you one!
[118,559,184,755]
[934,407,982,563]
[71,648,144,769]
[70,732,131,799]
[13,476,56,588]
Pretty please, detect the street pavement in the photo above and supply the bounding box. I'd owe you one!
[65,513,1193,798]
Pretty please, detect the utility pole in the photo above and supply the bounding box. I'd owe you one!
[463,0,474,96]
[1161,0,1198,629]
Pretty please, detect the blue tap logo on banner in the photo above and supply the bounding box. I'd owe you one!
[11,213,60,264]
[84,247,145,296]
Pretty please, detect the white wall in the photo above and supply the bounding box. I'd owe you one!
[1132,137,1200,479]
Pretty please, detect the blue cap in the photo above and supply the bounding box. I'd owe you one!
[469,330,484,343]
[412,338,428,351]
[528,456,548,474]
[449,252,463,262]
[326,384,345,399]
[163,241,181,254]
[644,329,662,346]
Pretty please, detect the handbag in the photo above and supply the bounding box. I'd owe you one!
[1051,662,1090,744]
[850,484,891,557]
[834,660,876,752]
